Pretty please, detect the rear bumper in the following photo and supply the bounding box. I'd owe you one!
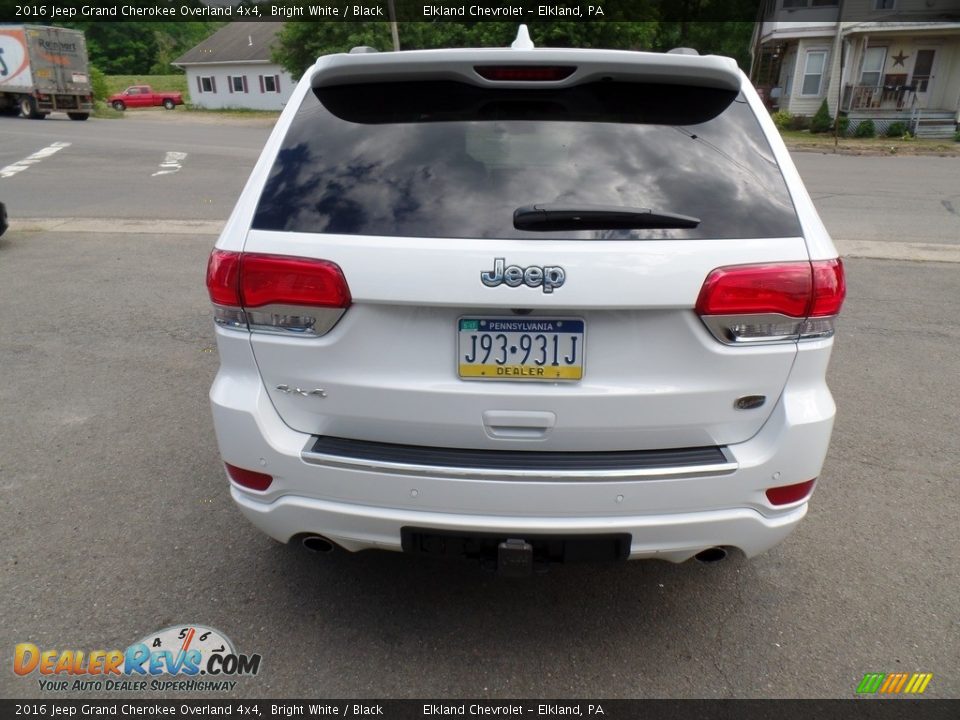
[231,488,805,562]
[36,97,92,112]
[210,330,835,562]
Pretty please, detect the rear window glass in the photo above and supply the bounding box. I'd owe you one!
[252,79,801,240]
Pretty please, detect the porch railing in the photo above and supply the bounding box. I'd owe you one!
[841,83,918,112]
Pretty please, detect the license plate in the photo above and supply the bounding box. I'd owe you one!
[457,317,584,381]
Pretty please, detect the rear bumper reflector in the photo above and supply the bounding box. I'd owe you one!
[765,478,816,506]
[225,463,273,492]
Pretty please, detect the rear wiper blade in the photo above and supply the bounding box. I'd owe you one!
[514,204,700,231]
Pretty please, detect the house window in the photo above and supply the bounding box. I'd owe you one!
[227,76,248,94]
[801,51,827,96]
[199,76,215,93]
[811,0,838,5]
[874,0,895,8]
[782,0,807,8]
[860,47,886,87]
[260,75,281,93]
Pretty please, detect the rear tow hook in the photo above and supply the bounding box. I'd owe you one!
[498,538,534,577]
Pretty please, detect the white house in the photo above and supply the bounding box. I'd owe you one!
[173,22,295,111]
[751,2,960,137]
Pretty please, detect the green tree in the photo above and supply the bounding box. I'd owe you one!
[55,21,224,75]
[149,22,227,75]
[654,21,755,70]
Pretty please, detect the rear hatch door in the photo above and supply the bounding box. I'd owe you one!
[242,51,807,451]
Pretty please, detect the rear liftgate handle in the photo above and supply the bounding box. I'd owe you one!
[482,410,556,440]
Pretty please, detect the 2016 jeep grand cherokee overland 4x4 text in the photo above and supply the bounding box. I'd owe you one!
[205,28,845,574]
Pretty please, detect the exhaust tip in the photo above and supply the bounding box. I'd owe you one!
[301,535,336,554]
[694,547,727,564]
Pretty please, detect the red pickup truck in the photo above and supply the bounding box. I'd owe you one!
[108,85,184,111]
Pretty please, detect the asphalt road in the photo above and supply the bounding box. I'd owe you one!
[0,112,269,221]
[791,152,960,247]
[1,113,958,700]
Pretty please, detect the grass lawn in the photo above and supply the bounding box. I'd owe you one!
[779,129,960,156]
[182,107,281,118]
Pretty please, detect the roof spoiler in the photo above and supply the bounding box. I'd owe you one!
[310,48,742,92]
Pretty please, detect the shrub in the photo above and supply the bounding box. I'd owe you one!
[92,100,123,119]
[89,65,109,102]
[886,121,908,137]
[771,110,793,130]
[837,116,850,136]
[788,115,811,131]
[810,99,833,134]
[854,119,876,138]
[954,130,960,143]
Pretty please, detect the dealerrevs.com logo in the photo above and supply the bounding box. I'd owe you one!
[14,624,262,693]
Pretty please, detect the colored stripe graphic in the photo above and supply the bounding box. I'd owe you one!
[909,673,934,694]
[857,672,933,694]
[857,673,885,693]
[880,673,902,693]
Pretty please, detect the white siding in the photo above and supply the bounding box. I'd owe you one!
[782,37,840,115]
[935,42,960,117]
[183,63,294,111]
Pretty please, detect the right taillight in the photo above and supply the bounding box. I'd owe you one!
[695,259,845,344]
[205,250,351,336]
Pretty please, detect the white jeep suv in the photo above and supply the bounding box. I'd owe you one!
[206,29,845,572]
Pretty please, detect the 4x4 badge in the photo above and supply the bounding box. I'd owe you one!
[480,258,566,294]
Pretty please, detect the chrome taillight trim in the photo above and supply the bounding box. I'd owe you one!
[699,312,836,346]
[213,304,248,330]
[246,303,346,336]
[212,303,346,337]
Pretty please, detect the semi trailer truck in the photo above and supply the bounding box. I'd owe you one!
[0,25,93,120]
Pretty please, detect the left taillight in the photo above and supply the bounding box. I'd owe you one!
[695,259,845,345]
[205,250,351,336]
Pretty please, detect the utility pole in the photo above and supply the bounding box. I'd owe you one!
[388,0,400,51]
[833,0,846,151]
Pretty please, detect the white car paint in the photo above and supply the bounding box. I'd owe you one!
[207,35,844,567]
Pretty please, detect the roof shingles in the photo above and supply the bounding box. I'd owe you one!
[174,22,283,65]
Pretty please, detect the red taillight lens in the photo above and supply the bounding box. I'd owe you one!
[696,259,846,344]
[695,263,813,318]
[206,249,241,306]
[240,253,351,309]
[225,463,273,492]
[474,65,576,81]
[205,250,351,336]
[765,479,816,506]
[810,258,846,316]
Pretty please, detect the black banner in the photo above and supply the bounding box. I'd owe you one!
[1,700,959,720]
[2,0,959,23]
